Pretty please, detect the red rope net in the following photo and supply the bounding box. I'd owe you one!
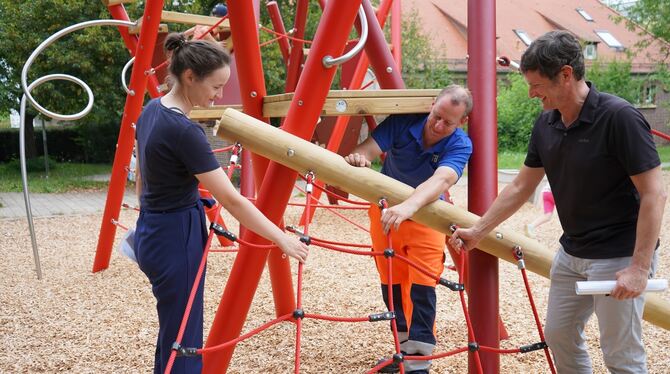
[118,146,555,373]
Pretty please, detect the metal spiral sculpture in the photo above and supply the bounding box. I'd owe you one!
[20,19,135,279]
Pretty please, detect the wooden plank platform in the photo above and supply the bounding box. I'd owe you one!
[129,10,231,35]
[160,11,230,32]
[101,0,136,6]
[190,105,244,121]
[190,89,441,120]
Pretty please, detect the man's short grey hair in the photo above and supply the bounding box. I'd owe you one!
[436,84,473,117]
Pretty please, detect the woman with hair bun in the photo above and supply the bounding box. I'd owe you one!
[133,32,309,374]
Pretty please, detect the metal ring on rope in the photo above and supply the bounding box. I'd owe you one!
[19,19,136,279]
[322,5,368,68]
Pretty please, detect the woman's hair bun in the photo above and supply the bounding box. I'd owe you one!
[164,33,187,52]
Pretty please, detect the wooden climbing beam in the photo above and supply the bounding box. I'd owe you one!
[160,10,230,32]
[101,0,136,6]
[128,22,168,35]
[214,108,670,332]
[190,89,442,119]
[190,105,244,121]
[130,10,231,35]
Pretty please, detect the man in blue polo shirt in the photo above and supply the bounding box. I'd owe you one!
[451,31,666,373]
[345,85,473,374]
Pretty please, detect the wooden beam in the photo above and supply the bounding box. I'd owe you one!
[263,89,441,102]
[189,89,442,120]
[101,0,136,6]
[190,105,244,121]
[214,108,670,332]
[264,96,435,117]
[160,10,230,32]
[128,21,168,35]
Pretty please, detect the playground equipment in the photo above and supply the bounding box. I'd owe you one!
[16,0,670,373]
[213,108,670,334]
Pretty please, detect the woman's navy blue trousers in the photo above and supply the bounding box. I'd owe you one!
[135,202,207,374]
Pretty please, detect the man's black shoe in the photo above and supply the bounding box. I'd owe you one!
[375,358,400,373]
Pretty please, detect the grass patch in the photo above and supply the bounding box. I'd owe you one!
[657,145,670,169]
[0,161,112,193]
[497,150,526,170]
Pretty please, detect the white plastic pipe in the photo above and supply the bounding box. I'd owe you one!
[575,279,668,295]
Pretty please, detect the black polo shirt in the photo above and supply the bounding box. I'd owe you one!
[524,83,660,259]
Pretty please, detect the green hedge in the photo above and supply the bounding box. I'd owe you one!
[0,122,120,164]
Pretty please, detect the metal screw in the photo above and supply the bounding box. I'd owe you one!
[287,148,295,157]
[250,91,257,98]
[298,100,303,106]
[386,66,393,73]
[495,232,503,240]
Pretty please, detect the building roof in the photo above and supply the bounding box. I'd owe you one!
[403,0,668,73]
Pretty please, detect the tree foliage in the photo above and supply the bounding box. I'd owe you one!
[398,10,452,89]
[497,73,542,151]
[0,1,132,123]
[586,59,641,104]
[615,0,670,62]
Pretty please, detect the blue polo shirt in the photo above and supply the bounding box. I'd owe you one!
[371,114,472,189]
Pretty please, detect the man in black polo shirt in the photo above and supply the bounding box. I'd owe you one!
[450,30,666,373]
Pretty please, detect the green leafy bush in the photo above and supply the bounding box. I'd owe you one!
[497,73,542,151]
[5,155,57,173]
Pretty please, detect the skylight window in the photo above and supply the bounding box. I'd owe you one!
[576,8,594,21]
[595,30,624,49]
[514,29,533,46]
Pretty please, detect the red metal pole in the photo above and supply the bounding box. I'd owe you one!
[299,0,402,226]
[467,0,500,372]
[267,1,291,65]
[106,4,162,98]
[203,1,362,372]
[93,0,164,272]
[391,0,402,70]
[223,0,297,319]
[285,0,309,92]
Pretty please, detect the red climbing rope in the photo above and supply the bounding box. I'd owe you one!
[149,154,557,373]
[652,129,670,142]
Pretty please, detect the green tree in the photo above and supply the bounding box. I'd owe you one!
[0,1,208,161]
[0,1,136,159]
[398,10,452,89]
[586,59,641,104]
[615,0,670,61]
[497,73,542,151]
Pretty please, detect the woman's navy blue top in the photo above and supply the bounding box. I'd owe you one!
[135,99,220,212]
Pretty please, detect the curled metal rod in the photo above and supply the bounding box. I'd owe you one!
[322,5,368,68]
[122,57,136,96]
[19,19,135,279]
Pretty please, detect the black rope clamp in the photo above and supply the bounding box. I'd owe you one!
[383,248,395,258]
[210,222,237,242]
[438,277,465,292]
[392,353,404,364]
[293,308,305,319]
[520,341,548,353]
[171,342,200,357]
[512,245,525,270]
[468,342,480,352]
[369,311,396,322]
[285,226,310,245]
